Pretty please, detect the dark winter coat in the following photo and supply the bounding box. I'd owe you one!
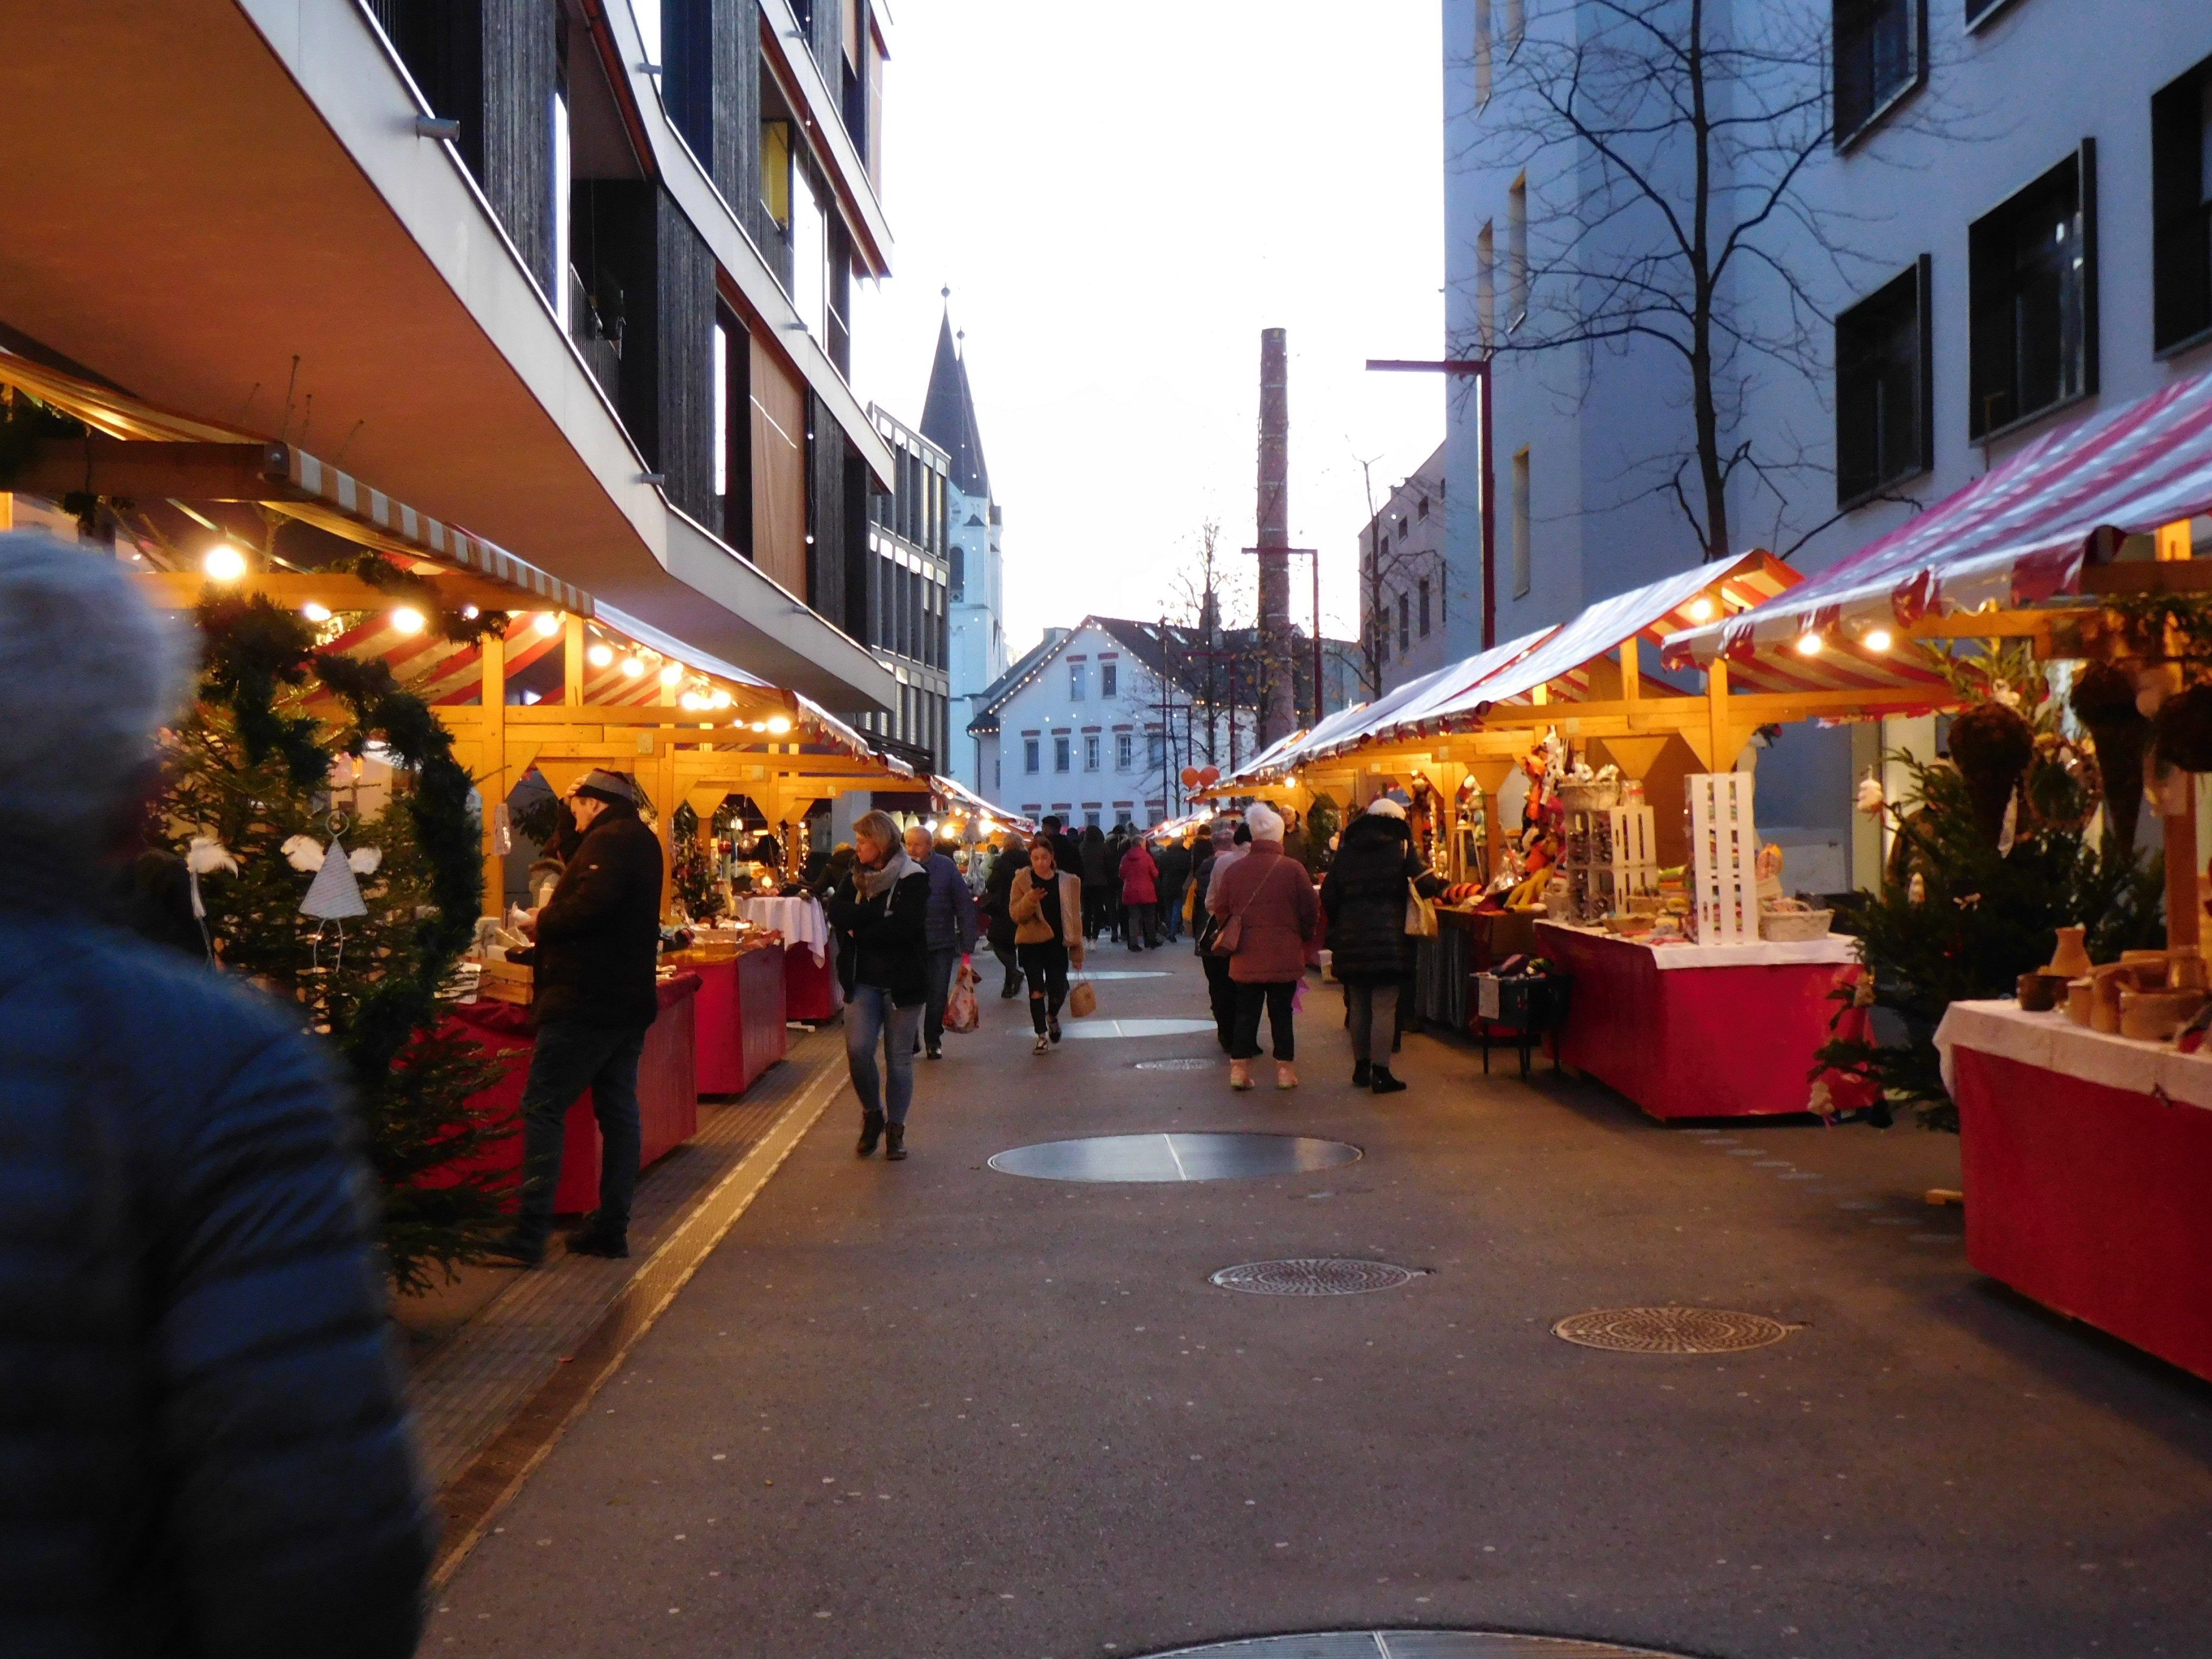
[983,846,1022,952]
[827,864,931,1007]
[0,912,433,1658]
[1206,840,1319,984]
[1080,835,1113,890]
[920,852,979,954]
[533,803,666,1028]
[1319,814,1446,986]
[1154,841,1193,900]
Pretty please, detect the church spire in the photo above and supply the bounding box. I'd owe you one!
[920,291,990,499]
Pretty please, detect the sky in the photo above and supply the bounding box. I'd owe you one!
[847,1,1446,656]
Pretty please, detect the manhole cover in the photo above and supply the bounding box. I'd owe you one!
[1211,1258,1419,1296]
[1136,1057,1218,1072]
[988,1132,1361,1183]
[1141,1632,1698,1657]
[1552,1306,1790,1354]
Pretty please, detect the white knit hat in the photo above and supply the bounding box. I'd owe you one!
[1244,802,1285,842]
[1363,797,1407,820]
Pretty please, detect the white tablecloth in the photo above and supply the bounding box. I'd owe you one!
[1536,921,1857,971]
[1934,997,2212,1114]
[734,895,830,966]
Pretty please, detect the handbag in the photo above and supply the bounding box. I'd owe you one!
[1212,858,1290,956]
[1405,877,1439,939]
[1067,971,1097,1018]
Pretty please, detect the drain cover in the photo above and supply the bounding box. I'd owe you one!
[1211,1258,1418,1296]
[988,1132,1361,1183]
[1142,1632,1698,1657]
[1552,1306,1790,1354]
[1135,1057,1218,1072]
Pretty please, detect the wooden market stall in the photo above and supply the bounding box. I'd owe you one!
[1212,551,1958,1118]
[1663,363,2212,1381]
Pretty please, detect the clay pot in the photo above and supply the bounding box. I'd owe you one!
[2047,925,2092,979]
[2120,986,2208,1043]
[2018,971,2066,1012]
[2066,978,2095,1026]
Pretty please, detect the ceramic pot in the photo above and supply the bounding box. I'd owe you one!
[2047,926,2092,979]
[2120,986,2208,1042]
[2018,971,2065,1012]
[2066,978,2095,1026]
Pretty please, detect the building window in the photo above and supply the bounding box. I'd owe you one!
[1397,592,1411,652]
[1418,578,1432,638]
[1147,730,1165,768]
[1101,659,1117,698]
[2152,53,2212,353]
[1054,734,1070,772]
[1023,736,1040,773]
[1419,496,1429,519]
[1503,0,1523,50]
[1069,659,1087,700]
[1474,0,1492,106]
[1833,0,1924,147]
[1969,143,2097,440]
[1507,177,1528,330]
[1477,221,1495,347]
[1836,257,1933,506]
[1512,447,1532,598]
[1083,733,1101,771]
[1115,731,1133,771]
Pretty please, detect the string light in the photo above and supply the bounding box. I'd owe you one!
[1795,632,1824,657]
[301,602,332,623]
[391,606,426,635]
[679,690,707,712]
[534,611,562,637]
[660,662,684,686]
[586,642,614,668]
[1863,628,1893,653]
[766,714,792,734]
[203,543,247,581]
[1685,595,1716,623]
[709,689,733,709]
[621,657,645,678]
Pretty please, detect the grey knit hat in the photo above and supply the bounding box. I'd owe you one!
[573,769,637,806]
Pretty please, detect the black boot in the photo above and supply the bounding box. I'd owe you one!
[885,1122,908,1161]
[1352,1059,1372,1087]
[483,1229,547,1269]
[857,1110,885,1157]
[565,1213,630,1258]
[1370,1065,1408,1095]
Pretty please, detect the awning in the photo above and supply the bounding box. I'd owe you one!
[1664,365,2212,669]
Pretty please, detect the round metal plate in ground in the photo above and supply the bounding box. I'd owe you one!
[1552,1306,1791,1354]
[1211,1258,1419,1296]
[988,1132,1361,1183]
[1135,1056,1218,1072]
[1139,1631,1699,1658]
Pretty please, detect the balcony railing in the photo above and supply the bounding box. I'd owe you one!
[567,266,622,404]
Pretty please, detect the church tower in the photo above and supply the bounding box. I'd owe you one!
[922,293,1007,796]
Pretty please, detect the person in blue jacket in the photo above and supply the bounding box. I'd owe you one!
[906,822,979,1058]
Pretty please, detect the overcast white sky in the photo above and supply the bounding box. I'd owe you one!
[848,1,1445,657]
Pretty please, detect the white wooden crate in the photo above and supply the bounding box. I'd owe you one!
[1688,772,1758,946]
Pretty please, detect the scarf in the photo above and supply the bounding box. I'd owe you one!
[855,847,918,902]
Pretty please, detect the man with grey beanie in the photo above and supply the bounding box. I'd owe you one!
[0,531,433,1656]
[493,766,665,1263]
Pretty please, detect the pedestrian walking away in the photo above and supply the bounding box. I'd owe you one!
[1008,835,1087,1053]
[495,767,665,1265]
[1118,834,1160,950]
[1079,824,1114,941]
[906,824,979,1058]
[1192,819,1247,1052]
[1206,802,1318,1091]
[828,811,932,1159]
[981,833,1026,997]
[0,531,433,1657]
[1320,796,1444,1094]
[1154,831,1193,943]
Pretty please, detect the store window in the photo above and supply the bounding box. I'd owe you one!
[2151,53,2212,353]
[1836,257,1933,505]
[1833,0,1923,147]
[1969,144,2097,439]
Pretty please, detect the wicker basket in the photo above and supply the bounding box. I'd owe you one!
[1557,781,1621,812]
[1758,907,1833,942]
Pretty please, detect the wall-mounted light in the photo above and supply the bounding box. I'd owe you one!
[621,656,645,678]
[1863,628,1893,653]
[766,715,793,734]
[391,607,426,636]
[302,602,333,623]
[534,611,562,637]
[659,662,684,687]
[203,543,247,581]
[586,642,614,669]
[1794,632,1824,657]
[1685,595,1716,623]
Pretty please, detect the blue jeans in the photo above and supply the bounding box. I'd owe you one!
[846,983,922,1124]
[517,1019,649,1243]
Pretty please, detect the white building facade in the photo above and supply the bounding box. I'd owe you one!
[1358,442,1454,697]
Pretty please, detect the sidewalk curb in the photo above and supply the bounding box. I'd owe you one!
[430,1047,850,1586]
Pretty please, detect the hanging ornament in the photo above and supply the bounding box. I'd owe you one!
[183,835,238,963]
[301,838,369,920]
[282,834,324,873]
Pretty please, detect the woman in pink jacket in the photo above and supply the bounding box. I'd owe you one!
[1204,802,1318,1090]
[1118,838,1161,952]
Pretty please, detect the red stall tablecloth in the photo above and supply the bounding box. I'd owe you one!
[438,973,700,1215]
[686,946,788,1096]
[782,939,844,1022]
[1939,1000,2212,1384]
[1536,922,1852,1120]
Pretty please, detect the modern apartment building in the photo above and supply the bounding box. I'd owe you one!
[921,308,1010,798]
[1441,0,2212,880]
[858,406,953,771]
[0,0,902,711]
[1357,442,1453,697]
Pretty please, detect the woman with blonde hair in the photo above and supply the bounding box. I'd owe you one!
[826,810,930,1159]
[1007,835,1087,1054]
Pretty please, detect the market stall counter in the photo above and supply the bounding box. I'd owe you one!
[672,936,788,1096]
[439,974,702,1214]
[1535,920,1853,1120]
[1936,1000,2212,1385]
[736,894,840,1022]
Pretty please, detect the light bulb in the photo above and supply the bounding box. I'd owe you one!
[659,662,684,686]
[462,604,480,619]
[709,689,732,709]
[1863,628,1893,652]
[1685,596,1716,623]
[1795,632,1824,657]
[301,602,332,623]
[586,642,614,668]
[391,606,426,635]
[679,691,706,712]
[620,656,645,678]
[534,611,562,637]
[766,714,792,734]
[202,543,247,581]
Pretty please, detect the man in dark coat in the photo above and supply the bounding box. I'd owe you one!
[982,836,1026,996]
[0,531,432,1657]
[1319,798,1444,1093]
[905,824,978,1058]
[497,768,666,1263]
[1153,833,1193,943]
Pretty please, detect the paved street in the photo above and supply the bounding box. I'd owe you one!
[434,950,2212,1659]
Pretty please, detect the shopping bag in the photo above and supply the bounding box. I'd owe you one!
[1404,878,1439,939]
[1067,973,1098,1019]
[945,955,981,1034]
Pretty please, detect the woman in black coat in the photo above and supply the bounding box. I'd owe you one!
[1319,799,1445,1094]
[982,837,1025,998]
[826,811,930,1159]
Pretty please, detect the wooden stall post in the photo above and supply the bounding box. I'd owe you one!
[2167,777,2202,954]
[479,628,506,914]
[1468,757,1516,885]
[563,612,584,706]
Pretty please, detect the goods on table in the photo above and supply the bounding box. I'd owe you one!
[2039,945,2210,1045]
[1758,896,1833,942]
[1560,802,1658,925]
[1688,772,1759,946]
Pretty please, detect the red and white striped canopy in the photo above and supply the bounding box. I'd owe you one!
[1665,363,2212,670]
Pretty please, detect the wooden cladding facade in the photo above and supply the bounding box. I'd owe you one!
[751,341,808,599]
